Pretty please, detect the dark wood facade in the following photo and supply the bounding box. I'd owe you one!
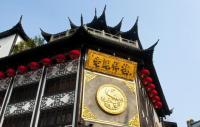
[0,61,78,127]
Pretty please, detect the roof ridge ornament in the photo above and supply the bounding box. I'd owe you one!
[95,8,97,18]
[143,40,159,60]
[109,17,124,34]
[98,5,106,22]
[19,15,23,23]
[81,14,83,26]
[68,17,78,29]
[103,5,106,15]
[121,17,138,37]
[86,8,98,27]
[147,39,159,51]
[40,28,52,42]
[120,17,141,47]
[86,5,107,30]
[136,16,139,25]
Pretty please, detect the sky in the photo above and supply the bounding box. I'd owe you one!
[1,0,200,126]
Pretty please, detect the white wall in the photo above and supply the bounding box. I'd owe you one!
[15,35,23,45]
[0,34,25,58]
[0,34,16,58]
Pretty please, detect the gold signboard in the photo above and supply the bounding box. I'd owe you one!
[85,49,137,80]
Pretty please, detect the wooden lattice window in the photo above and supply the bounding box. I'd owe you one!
[3,113,32,127]
[0,91,6,106]
[38,106,73,127]
[44,74,76,96]
[9,83,38,104]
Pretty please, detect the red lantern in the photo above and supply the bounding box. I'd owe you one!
[142,77,153,85]
[146,83,156,91]
[148,89,158,98]
[42,58,52,66]
[56,54,66,63]
[69,50,80,60]
[17,65,28,74]
[29,62,40,70]
[154,101,162,109]
[6,68,16,77]
[0,71,5,79]
[140,68,150,75]
[152,96,161,103]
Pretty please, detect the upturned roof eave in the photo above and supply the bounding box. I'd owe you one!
[143,43,172,116]
[0,19,30,41]
[149,63,172,116]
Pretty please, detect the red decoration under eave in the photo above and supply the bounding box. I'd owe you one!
[56,54,66,63]
[154,101,163,109]
[18,65,28,74]
[140,68,150,76]
[145,83,156,91]
[42,58,52,66]
[29,62,40,70]
[152,96,161,103]
[0,71,5,79]
[148,89,158,98]
[142,77,153,85]
[6,68,16,77]
[69,50,80,60]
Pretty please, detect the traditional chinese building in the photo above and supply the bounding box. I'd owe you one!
[0,7,174,127]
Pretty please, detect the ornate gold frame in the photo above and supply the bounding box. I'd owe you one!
[81,70,141,127]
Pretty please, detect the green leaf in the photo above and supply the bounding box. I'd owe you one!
[11,35,45,54]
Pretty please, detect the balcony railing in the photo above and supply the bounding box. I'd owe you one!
[50,29,77,42]
[49,26,139,48]
[85,26,138,48]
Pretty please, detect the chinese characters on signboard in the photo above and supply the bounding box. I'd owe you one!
[85,49,137,80]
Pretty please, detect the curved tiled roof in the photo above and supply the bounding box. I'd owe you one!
[0,16,30,41]
[41,6,143,49]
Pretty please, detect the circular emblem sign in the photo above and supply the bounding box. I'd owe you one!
[96,84,127,115]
